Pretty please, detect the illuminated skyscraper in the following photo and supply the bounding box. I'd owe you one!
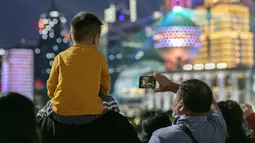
[193,2,253,68]
[35,0,69,84]
[104,0,137,23]
[2,49,34,100]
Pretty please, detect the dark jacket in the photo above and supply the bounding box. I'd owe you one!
[38,110,141,143]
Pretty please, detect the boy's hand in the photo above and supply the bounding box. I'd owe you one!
[241,104,254,118]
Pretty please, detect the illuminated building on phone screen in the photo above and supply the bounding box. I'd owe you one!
[1,49,34,101]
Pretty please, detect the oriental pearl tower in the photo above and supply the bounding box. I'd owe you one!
[153,0,201,70]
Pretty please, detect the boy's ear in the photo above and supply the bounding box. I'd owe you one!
[69,34,74,44]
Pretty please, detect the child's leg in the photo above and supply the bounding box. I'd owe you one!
[37,100,53,118]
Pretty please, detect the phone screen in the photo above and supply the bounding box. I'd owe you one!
[139,76,156,89]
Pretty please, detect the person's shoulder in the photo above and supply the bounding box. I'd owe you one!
[100,111,125,120]
[152,125,185,141]
[55,46,73,58]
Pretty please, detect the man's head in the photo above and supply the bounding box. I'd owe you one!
[70,11,103,47]
[172,79,213,115]
[140,110,171,143]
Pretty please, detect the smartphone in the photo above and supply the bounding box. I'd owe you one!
[139,76,156,89]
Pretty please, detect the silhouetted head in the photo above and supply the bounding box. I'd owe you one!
[70,11,103,47]
[0,92,39,143]
[172,79,213,116]
[218,100,250,143]
[140,110,171,143]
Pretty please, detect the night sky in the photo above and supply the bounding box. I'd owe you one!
[0,0,163,46]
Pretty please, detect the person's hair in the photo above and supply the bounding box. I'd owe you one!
[70,11,103,42]
[140,110,171,143]
[0,92,40,143]
[218,100,250,143]
[179,79,213,113]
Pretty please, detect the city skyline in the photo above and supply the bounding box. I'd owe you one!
[0,0,163,47]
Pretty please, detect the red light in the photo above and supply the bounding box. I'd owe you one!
[64,34,70,39]
[38,20,44,29]
[35,80,44,89]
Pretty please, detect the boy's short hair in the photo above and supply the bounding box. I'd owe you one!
[70,11,103,42]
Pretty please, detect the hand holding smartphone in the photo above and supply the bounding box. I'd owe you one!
[139,76,156,89]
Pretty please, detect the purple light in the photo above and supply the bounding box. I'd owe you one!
[1,49,34,101]
[119,15,125,21]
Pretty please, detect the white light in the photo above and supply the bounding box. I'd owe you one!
[63,38,69,43]
[183,64,193,70]
[56,38,62,43]
[104,6,116,23]
[173,6,183,13]
[194,64,204,70]
[109,55,114,60]
[46,53,55,59]
[129,0,137,22]
[49,11,59,17]
[205,63,215,70]
[46,68,51,74]
[49,33,55,38]
[0,49,5,55]
[35,48,40,54]
[135,54,141,60]
[39,30,43,34]
[153,11,162,19]
[46,25,51,31]
[116,54,122,59]
[53,19,58,24]
[42,29,48,35]
[43,19,49,24]
[42,34,48,40]
[217,63,227,69]
[53,45,59,51]
[170,39,184,47]
[137,51,144,57]
[49,22,54,27]
[60,17,67,23]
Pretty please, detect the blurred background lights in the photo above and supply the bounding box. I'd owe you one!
[109,55,115,60]
[217,63,228,69]
[49,11,59,17]
[194,64,204,70]
[117,54,122,59]
[183,64,193,70]
[60,17,67,23]
[205,63,215,70]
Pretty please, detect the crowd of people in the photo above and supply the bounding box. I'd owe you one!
[1,11,255,143]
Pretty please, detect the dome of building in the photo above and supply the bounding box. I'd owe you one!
[153,8,202,70]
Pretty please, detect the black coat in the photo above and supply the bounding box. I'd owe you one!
[38,111,141,143]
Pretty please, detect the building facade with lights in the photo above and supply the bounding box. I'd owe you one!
[35,2,69,82]
[153,7,202,70]
[124,2,255,112]
[192,2,253,67]
[35,1,69,102]
[141,67,255,111]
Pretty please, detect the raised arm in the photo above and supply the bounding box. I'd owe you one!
[152,73,180,94]
[47,55,59,98]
